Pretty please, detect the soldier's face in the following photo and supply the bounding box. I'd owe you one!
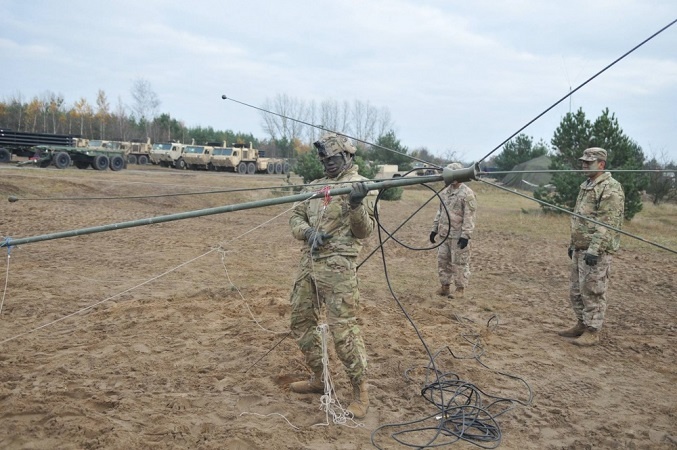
[321,154,345,178]
[581,159,603,177]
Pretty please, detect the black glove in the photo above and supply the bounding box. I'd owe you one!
[568,247,573,259]
[457,237,469,249]
[348,182,369,208]
[429,231,437,244]
[583,253,598,266]
[304,227,332,251]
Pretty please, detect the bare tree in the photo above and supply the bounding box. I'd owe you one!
[96,89,110,138]
[350,100,378,144]
[47,92,65,133]
[130,78,160,137]
[318,99,350,135]
[72,97,93,136]
[376,107,394,139]
[260,94,309,142]
[114,96,129,140]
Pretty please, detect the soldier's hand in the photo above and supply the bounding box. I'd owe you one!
[458,237,469,249]
[429,231,437,244]
[583,252,598,266]
[348,182,369,209]
[568,247,573,259]
[304,227,333,251]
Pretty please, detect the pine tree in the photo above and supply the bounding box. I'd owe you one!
[535,108,647,220]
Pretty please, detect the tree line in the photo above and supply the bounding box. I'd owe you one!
[2,81,673,214]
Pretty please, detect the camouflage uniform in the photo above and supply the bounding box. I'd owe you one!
[431,183,477,289]
[569,171,624,330]
[289,165,376,384]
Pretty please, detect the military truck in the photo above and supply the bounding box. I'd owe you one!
[0,129,75,162]
[149,142,187,168]
[180,144,215,170]
[209,142,289,174]
[0,129,125,171]
[87,138,152,165]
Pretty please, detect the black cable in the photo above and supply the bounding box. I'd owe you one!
[367,187,532,449]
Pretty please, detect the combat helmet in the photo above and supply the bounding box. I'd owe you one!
[313,132,357,159]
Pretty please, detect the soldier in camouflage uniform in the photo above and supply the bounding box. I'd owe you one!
[288,132,376,419]
[429,163,477,299]
[559,147,625,346]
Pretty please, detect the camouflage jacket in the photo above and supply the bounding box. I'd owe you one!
[570,172,625,255]
[431,183,476,239]
[290,165,376,259]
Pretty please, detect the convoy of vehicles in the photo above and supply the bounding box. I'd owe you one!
[0,130,290,175]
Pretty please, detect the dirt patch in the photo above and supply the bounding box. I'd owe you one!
[0,166,675,449]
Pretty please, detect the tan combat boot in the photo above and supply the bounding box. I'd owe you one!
[558,321,586,338]
[289,372,324,394]
[572,328,599,347]
[347,379,369,419]
[436,285,450,297]
[449,287,464,299]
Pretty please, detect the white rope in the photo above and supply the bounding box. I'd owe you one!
[0,252,10,316]
[1,248,215,344]
[238,412,300,430]
[0,197,311,345]
[312,325,361,428]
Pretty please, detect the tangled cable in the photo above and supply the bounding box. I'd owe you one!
[366,182,532,449]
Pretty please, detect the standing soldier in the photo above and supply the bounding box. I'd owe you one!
[288,132,375,419]
[559,147,625,346]
[429,163,477,299]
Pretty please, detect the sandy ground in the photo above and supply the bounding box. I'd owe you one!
[0,165,675,450]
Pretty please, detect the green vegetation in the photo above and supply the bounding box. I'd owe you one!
[492,134,549,179]
[535,108,648,220]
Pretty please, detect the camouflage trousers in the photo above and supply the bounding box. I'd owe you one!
[569,250,612,330]
[437,238,471,288]
[289,253,368,383]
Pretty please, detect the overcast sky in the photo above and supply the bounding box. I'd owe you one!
[2,0,676,163]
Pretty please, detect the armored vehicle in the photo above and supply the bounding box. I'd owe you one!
[180,144,215,170]
[149,142,187,168]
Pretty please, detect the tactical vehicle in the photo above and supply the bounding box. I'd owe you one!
[209,142,289,174]
[180,144,215,170]
[87,138,152,165]
[149,142,187,168]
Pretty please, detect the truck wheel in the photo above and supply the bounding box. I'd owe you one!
[54,152,71,169]
[247,162,256,174]
[207,162,215,171]
[127,155,138,165]
[237,162,247,174]
[0,148,10,163]
[175,158,186,170]
[267,163,275,174]
[138,155,149,165]
[275,162,283,174]
[110,155,125,171]
[92,155,109,170]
